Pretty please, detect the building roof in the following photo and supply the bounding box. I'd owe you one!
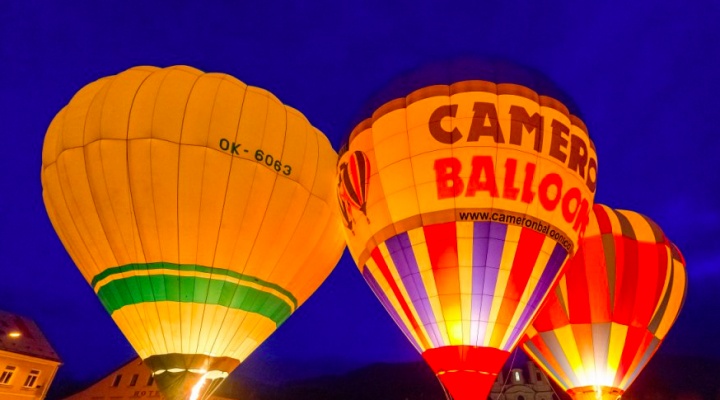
[0,309,61,363]
[64,357,237,400]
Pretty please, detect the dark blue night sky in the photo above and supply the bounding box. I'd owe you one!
[2,0,719,395]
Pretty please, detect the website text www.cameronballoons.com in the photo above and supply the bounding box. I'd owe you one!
[458,210,573,252]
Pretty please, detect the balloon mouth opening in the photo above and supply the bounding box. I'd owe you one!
[567,385,624,400]
[144,354,240,400]
[151,368,228,400]
[188,372,225,400]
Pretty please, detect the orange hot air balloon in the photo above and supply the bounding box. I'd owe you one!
[521,204,687,400]
[41,66,345,400]
[338,61,598,400]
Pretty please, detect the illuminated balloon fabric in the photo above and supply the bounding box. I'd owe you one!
[338,80,597,400]
[521,204,687,400]
[41,66,345,399]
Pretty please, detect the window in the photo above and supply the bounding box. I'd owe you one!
[23,370,40,388]
[129,374,138,386]
[514,370,521,382]
[536,371,543,381]
[0,366,16,384]
[147,375,154,386]
[111,374,122,387]
[517,396,525,400]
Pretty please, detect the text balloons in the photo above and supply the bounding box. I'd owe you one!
[41,66,345,400]
[338,67,597,400]
[522,204,687,400]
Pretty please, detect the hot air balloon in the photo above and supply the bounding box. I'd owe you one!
[521,204,687,400]
[338,150,371,221]
[41,65,345,400]
[338,60,598,400]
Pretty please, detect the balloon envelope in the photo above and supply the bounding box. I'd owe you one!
[521,204,687,400]
[338,65,597,400]
[41,66,345,399]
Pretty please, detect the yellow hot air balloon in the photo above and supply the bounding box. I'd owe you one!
[41,65,345,400]
[338,66,598,400]
[521,204,687,400]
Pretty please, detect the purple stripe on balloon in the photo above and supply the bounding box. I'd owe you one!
[386,234,443,347]
[362,266,421,352]
[474,220,491,238]
[505,241,568,347]
[472,222,507,346]
[489,221,507,240]
[474,321,489,347]
[471,223,490,320]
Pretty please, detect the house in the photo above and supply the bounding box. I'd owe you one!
[0,309,62,400]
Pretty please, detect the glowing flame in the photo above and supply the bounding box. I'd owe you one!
[189,373,209,400]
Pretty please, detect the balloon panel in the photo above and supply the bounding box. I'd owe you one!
[41,66,345,391]
[522,204,687,392]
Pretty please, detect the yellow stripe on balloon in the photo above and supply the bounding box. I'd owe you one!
[456,222,474,344]
[112,303,277,362]
[111,301,159,358]
[649,244,673,327]
[606,322,628,380]
[376,242,434,345]
[554,325,587,388]
[617,210,655,242]
[500,236,557,349]
[557,275,570,312]
[363,257,428,350]
[655,260,687,339]
[603,205,623,236]
[93,268,296,312]
[407,228,450,346]
[486,224,522,348]
[212,307,277,361]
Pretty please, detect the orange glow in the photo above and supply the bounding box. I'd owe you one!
[565,385,623,400]
[189,373,208,400]
[8,331,21,338]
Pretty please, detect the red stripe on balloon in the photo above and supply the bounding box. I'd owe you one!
[619,328,655,388]
[613,326,646,388]
[633,242,661,327]
[583,236,612,322]
[370,247,431,350]
[492,228,545,344]
[530,293,568,332]
[566,245,592,324]
[648,242,669,322]
[594,204,613,234]
[349,153,362,204]
[424,222,461,326]
[615,235,639,325]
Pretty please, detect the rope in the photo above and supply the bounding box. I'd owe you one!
[496,348,519,399]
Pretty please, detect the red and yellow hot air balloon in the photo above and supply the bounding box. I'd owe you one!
[521,204,687,400]
[338,70,598,399]
[338,150,372,232]
[41,66,345,400]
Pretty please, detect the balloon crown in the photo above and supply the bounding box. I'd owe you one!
[341,56,583,156]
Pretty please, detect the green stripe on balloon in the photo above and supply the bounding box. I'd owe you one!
[96,274,292,326]
[91,262,298,308]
